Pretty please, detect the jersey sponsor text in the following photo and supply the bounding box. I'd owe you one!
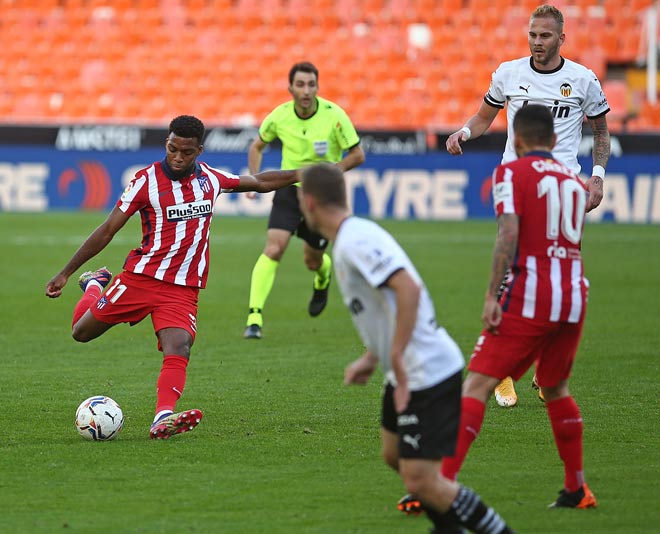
[166,199,212,221]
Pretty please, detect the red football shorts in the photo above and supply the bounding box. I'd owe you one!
[468,313,585,387]
[90,270,200,344]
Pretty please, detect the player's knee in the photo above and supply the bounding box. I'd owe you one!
[263,245,285,262]
[303,250,323,271]
[463,372,499,402]
[71,325,92,343]
[175,345,191,359]
[400,470,425,497]
[304,257,321,271]
[163,341,190,359]
[541,379,570,402]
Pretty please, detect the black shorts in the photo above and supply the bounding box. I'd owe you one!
[267,185,329,250]
[381,371,462,460]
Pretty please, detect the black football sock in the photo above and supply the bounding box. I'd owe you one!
[421,501,462,533]
[447,486,513,534]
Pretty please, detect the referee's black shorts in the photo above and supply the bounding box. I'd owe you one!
[268,184,328,250]
[381,371,462,460]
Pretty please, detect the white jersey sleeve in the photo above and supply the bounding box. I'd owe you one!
[484,63,508,109]
[582,69,609,119]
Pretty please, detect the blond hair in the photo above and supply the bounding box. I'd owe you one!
[531,4,564,33]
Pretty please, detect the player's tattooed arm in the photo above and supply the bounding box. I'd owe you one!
[487,214,518,300]
[590,115,611,169]
[482,213,518,332]
[584,115,610,211]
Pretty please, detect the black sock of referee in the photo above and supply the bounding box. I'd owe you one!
[423,486,513,534]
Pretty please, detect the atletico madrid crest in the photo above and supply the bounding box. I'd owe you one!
[197,174,210,193]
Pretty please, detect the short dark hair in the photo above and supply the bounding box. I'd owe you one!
[301,163,347,208]
[513,104,555,147]
[168,115,205,144]
[289,62,318,85]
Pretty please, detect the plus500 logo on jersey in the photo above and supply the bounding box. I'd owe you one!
[166,200,212,221]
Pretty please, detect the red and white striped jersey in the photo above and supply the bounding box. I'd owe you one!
[117,161,240,288]
[493,151,589,323]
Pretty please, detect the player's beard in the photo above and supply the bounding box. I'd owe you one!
[170,165,194,180]
[166,160,195,181]
[533,41,561,67]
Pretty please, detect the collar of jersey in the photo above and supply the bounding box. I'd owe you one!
[526,150,554,159]
[293,97,319,120]
[160,159,202,182]
[528,56,565,75]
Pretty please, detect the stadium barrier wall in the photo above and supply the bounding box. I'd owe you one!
[0,127,659,223]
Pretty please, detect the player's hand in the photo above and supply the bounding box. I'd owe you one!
[394,381,410,413]
[45,274,68,298]
[344,353,377,385]
[245,191,258,200]
[446,130,469,156]
[584,176,604,212]
[482,296,502,334]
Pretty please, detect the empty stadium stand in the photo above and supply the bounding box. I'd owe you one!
[0,0,658,131]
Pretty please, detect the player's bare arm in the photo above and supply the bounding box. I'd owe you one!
[585,114,610,212]
[245,136,267,199]
[247,136,266,174]
[45,207,130,298]
[344,350,379,385]
[446,102,500,155]
[335,144,365,172]
[386,269,421,412]
[234,169,301,193]
[483,213,519,332]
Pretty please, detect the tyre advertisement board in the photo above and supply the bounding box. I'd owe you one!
[0,126,658,223]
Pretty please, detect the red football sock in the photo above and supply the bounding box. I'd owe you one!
[441,396,486,480]
[72,286,102,328]
[546,396,584,492]
[155,355,189,414]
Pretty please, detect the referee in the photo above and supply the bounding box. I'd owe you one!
[243,61,365,339]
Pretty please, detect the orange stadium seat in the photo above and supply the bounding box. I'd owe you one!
[602,79,634,130]
[0,0,658,131]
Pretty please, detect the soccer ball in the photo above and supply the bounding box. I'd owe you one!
[75,396,124,441]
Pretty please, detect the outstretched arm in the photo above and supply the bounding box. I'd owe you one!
[45,206,130,298]
[233,169,302,193]
[585,114,610,212]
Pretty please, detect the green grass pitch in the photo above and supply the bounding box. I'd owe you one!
[1,212,658,533]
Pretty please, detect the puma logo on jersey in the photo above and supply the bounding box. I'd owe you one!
[519,85,530,93]
[166,200,212,221]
